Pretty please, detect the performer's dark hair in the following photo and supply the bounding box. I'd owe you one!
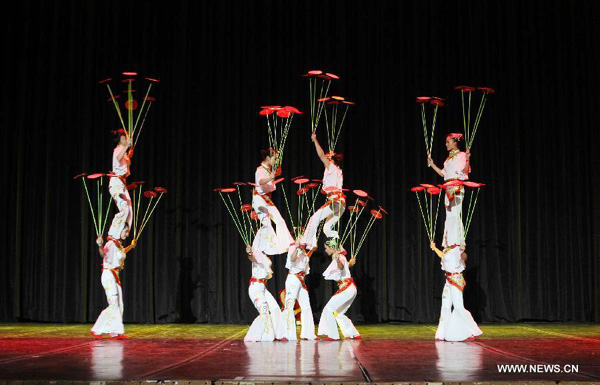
[449,137,464,151]
[112,129,127,144]
[260,148,277,160]
[330,153,344,167]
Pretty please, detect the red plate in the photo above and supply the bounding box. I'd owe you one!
[125,99,138,110]
[277,110,292,118]
[454,86,475,92]
[98,78,112,84]
[296,188,308,195]
[232,182,246,186]
[144,190,158,198]
[250,211,259,220]
[134,181,145,185]
[259,109,275,116]
[327,100,340,105]
[121,78,136,83]
[247,182,258,187]
[312,179,322,183]
[145,77,160,83]
[126,184,138,190]
[463,181,485,188]
[107,95,121,102]
[331,96,345,101]
[240,204,252,212]
[443,180,463,187]
[73,173,87,180]
[220,188,237,193]
[427,187,442,195]
[318,74,331,80]
[353,189,368,197]
[260,105,282,109]
[283,106,302,114]
[274,177,285,184]
[371,209,383,219]
[348,206,360,213]
[416,96,431,103]
[308,70,323,75]
[154,187,168,193]
[431,96,445,100]
[378,206,388,215]
[145,96,156,102]
[317,97,330,102]
[431,100,445,106]
[411,186,426,192]
[477,87,495,94]
[294,178,310,184]
[87,173,105,179]
[343,100,356,105]
[122,71,138,76]
[324,186,340,192]
[325,72,339,79]
[306,182,319,189]
[357,200,367,207]
[420,183,435,188]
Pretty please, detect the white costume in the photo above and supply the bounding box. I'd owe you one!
[277,244,317,341]
[441,150,469,248]
[109,145,133,230]
[252,163,293,255]
[317,254,360,340]
[245,251,283,342]
[301,163,345,249]
[91,236,126,336]
[435,246,482,341]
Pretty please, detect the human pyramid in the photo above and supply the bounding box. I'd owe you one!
[215,70,387,342]
[412,86,494,341]
[75,72,166,339]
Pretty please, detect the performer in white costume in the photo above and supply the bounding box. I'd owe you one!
[318,239,361,341]
[277,240,317,341]
[91,221,135,339]
[301,132,345,249]
[428,133,471,248]
[252,148,293,255]
[108,129,134,230]
[430,241,482,342]
[245,245,283,342]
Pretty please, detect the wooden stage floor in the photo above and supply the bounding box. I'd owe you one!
[0,323,598,383]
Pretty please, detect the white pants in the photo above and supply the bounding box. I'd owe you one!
[245,282,283,342]
[252,194,293,255]
[317,283,359,340]
[443,189,465,248]
[91,270,124,336]
[277,274,317,341]
[301,201,345,249]
[109,177,132,230]
[435,281,483,341]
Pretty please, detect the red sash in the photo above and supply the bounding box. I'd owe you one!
[249,277,267,285]
[290,271,308,291]
[334,278,355,295]
[253,189,274,206]
[445,272,466,292]
[319,191,347,210]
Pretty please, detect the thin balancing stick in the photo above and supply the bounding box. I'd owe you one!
[341,204,367,246]
[137,194,165,241]
[127,81,133,136]
[467,91,472,146]
[137,196,155,240]
[227,194,248,242]
[340,198,360,244]
[332,105,349,151]
[218,193,248,245]
[432,192,441,239]
[465,187,481,237]
[133,84,153,133]
[101,192,112,235]
[470,95,487,150]
[82,179,100,235]
[421,103,430,156]
[415,192,432,241]
[135,187,143,239]
[461,91,468,146]
[323,107,332,151]
[134,102,153,148]
[131,187,137,239]
[430,105,439,156]
[106,84,126,131]
[97,180,101,234]
[280,184,297,238]
[99,178,103,233]
[236,186,252,243]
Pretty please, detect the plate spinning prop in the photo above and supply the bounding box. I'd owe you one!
[454,86,495,150]
[280,176,323,240]
[74,173,113,236]
[127,183,168,243]
[303,70,340,133]
[214,183,262,247]
[416,96,445,162]
[99,72,159,149]
[321,96,355,153]
[411,184,443,242]
[439,180,486,242]
[258,105,302,170]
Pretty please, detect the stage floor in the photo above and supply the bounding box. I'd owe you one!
[0,323,598,383]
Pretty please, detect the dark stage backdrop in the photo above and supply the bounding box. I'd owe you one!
[2,1,599,324]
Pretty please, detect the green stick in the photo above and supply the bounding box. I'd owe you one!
[106,84,126,131]
[82,179,99,235]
